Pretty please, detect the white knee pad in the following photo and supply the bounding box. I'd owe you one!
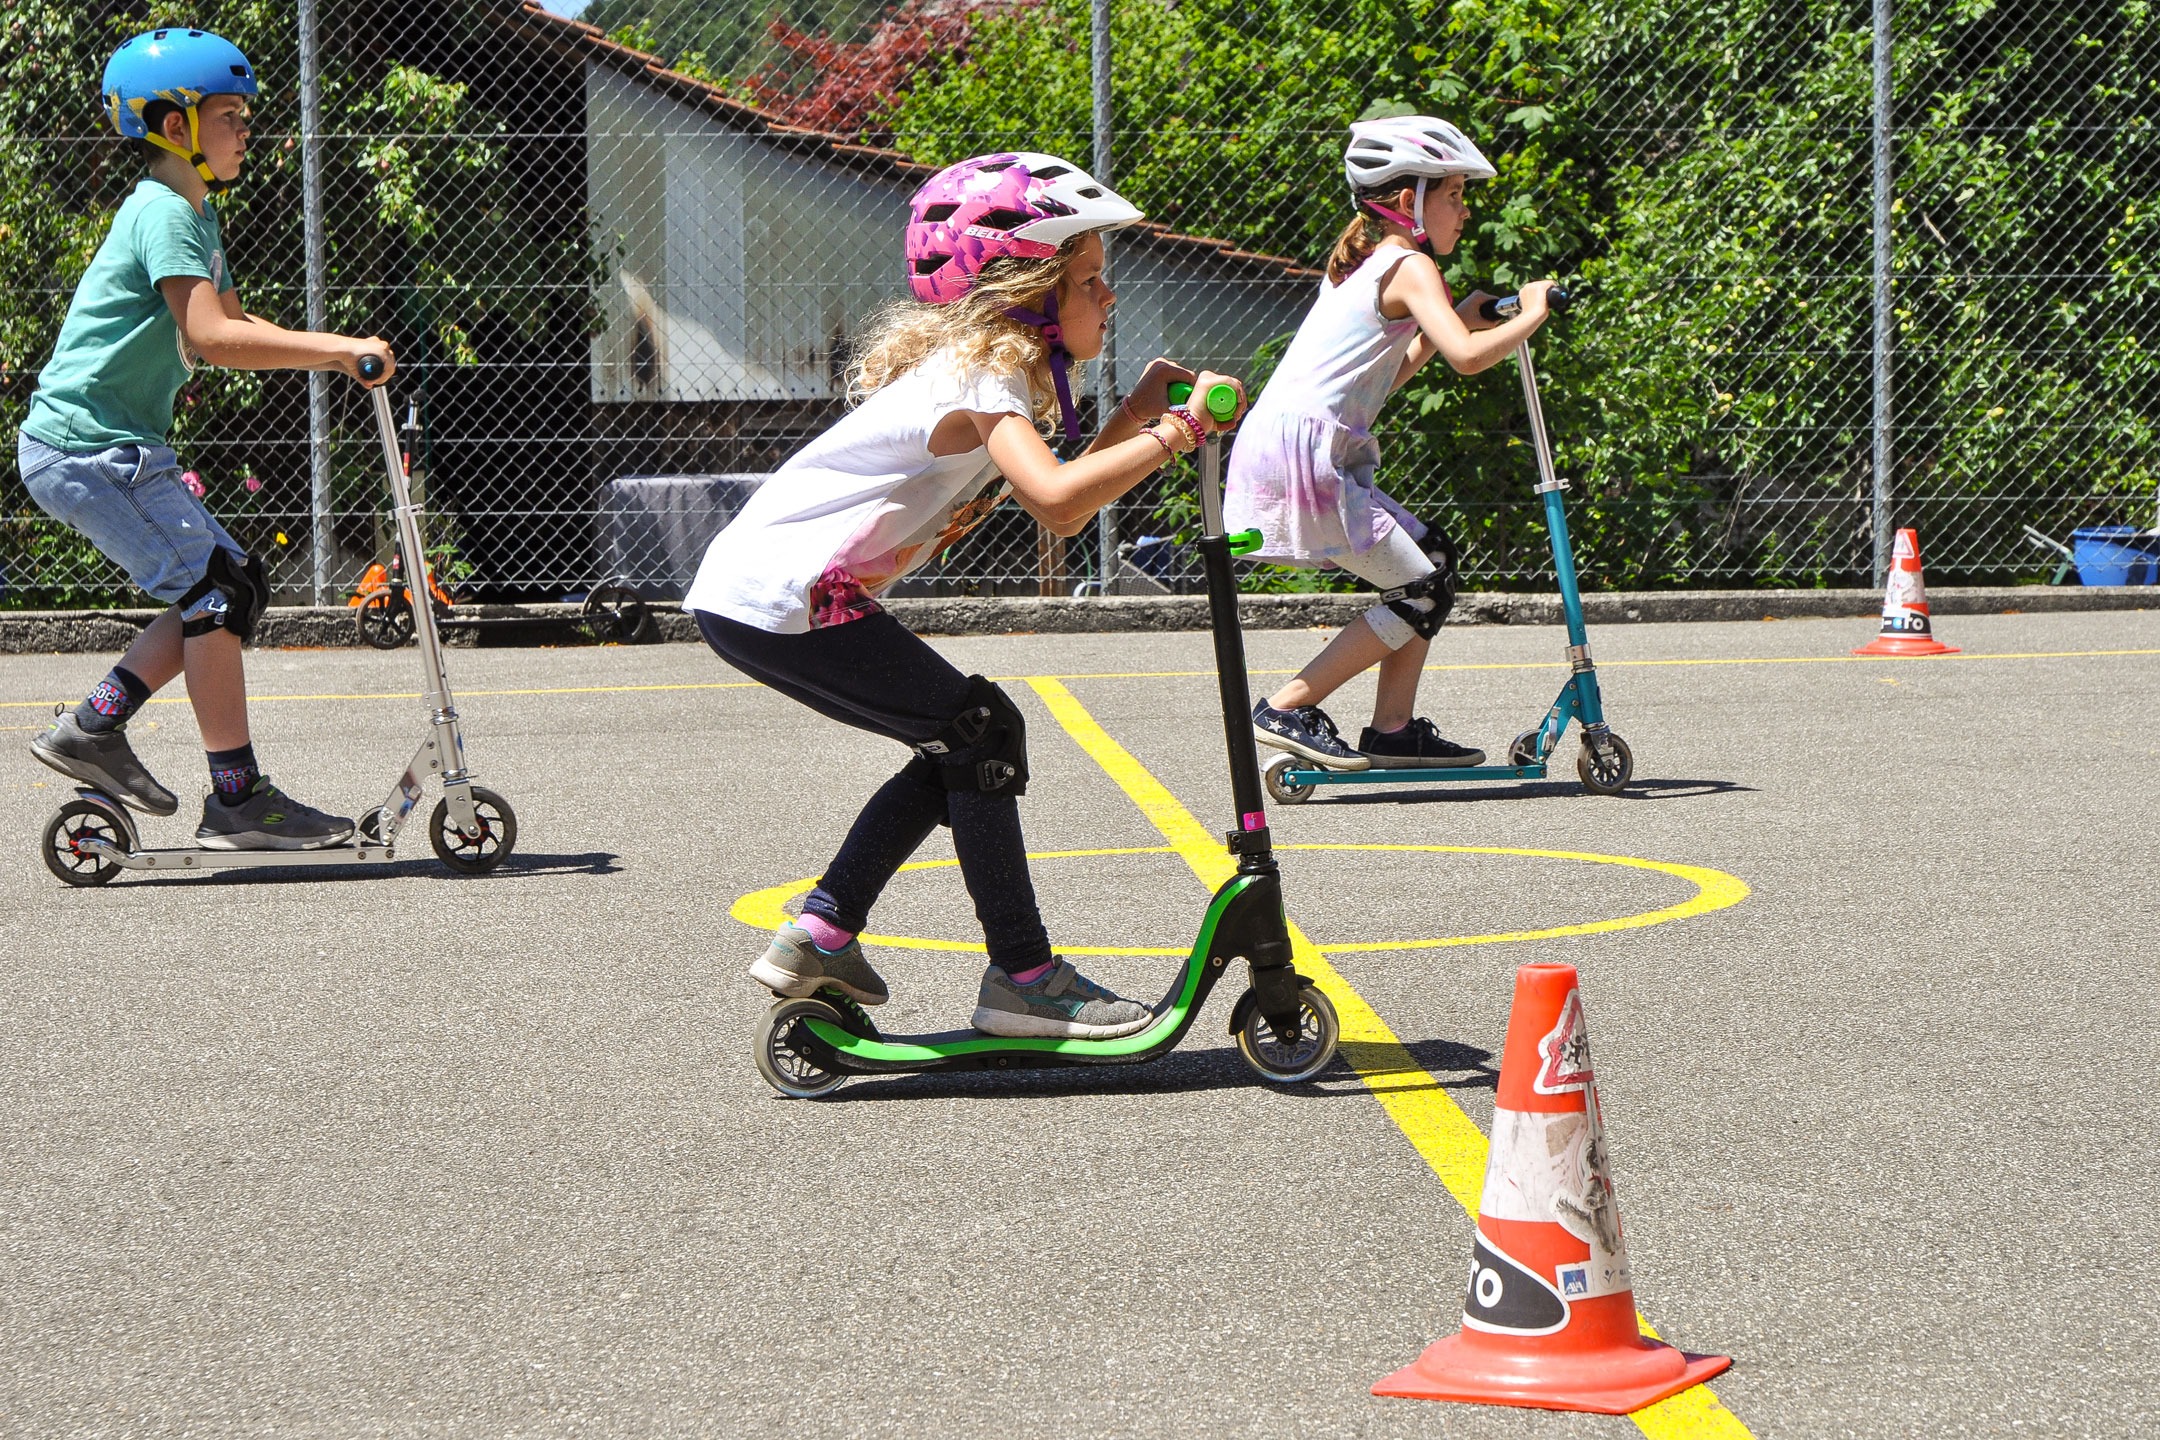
[1364,601,1424,651]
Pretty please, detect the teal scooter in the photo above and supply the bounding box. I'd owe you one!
[1259,290,1635,805]
[752,385,1341,1098]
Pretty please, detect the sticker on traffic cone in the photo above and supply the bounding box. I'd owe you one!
[1854,528,1959,655]
[1373,964,1730,1414]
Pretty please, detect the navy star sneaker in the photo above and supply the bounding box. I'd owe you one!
[1357,717,1485,769]
[972,958,1154,1039]
[1252,700,1370,770]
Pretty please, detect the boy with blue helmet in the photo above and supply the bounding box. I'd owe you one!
[20,29,396,850]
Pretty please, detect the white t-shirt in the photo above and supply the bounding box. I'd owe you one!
[684,353,1034,633]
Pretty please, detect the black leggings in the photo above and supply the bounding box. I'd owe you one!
[697,609,1054,974]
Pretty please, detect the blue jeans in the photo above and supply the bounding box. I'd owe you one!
[697,608,1055,974]
[17,431,243,602]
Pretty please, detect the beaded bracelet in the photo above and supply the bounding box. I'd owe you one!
[1117,393,1148,426]
[1139,424,1175,460]
[1161,406,1206,451]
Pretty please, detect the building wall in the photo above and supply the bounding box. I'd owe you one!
[587,62,1312,409]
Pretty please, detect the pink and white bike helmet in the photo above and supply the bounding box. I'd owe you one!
[905,152,1142,438]
[1343,115,1496,250]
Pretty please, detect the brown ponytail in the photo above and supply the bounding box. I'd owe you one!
[1327,208,1382,285]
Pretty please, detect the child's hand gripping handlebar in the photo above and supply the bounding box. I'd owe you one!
[358,354,389,383]
[1479,288,1575,321]
[1165,380,1242,423]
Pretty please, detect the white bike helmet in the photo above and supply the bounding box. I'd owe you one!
[1343,115,1496,249]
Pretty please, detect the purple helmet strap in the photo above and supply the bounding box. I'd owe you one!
[1005,289,1081,441]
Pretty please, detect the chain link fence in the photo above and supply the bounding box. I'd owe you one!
[3,0,2153,611]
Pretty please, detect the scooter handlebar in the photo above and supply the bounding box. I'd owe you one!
[1479,288,1574,322]
[357,354,388,383]
[1164,380,1241,423]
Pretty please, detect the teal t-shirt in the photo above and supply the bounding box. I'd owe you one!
[22,178,235,451]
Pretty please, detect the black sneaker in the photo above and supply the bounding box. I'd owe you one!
[1253,701,1370,770]
[1358,717,1486,769]
[195,779,355,851]
[31,707,179,815]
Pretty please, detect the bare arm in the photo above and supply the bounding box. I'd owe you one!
[1379,254,1552,377]
[163,276,394,382]
[1391,288,1504,391]
[958,367,1246,538]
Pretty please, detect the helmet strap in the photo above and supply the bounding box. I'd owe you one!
[1362,177,1432,253]
[146,106,230,193]
[1004,288,1082,442]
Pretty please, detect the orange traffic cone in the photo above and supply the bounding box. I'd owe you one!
[1373,963,1729,1414]
[1854,528,1959,655]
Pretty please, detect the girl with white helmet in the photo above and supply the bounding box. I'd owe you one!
[1229,112,1560,771]
[686,152,1245,1039]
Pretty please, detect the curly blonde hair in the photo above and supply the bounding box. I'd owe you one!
[850,240,1087,427]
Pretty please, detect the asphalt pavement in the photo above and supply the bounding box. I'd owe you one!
[1,609,2154,1438]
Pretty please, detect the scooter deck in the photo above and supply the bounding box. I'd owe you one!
[796,871,1271,1073]
[1280,761,1550,786]
[80,838,397,871]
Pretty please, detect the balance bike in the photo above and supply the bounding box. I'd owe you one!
[1261,290,1634,805]
[753,392,1340,1097]
[41,357,518,885]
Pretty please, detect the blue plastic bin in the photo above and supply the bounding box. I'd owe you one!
[2071,527,2160,586]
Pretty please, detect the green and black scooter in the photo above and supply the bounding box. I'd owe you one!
[752,387,1339,1097]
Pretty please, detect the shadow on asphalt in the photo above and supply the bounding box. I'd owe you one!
[81,849,624,887]
[807,1035,1496,1103]
[1303,776,1753,806]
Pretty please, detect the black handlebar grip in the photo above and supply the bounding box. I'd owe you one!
[357,354,386,383]
[1479,288,1574,321]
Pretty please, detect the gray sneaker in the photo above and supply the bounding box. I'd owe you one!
[972,958,1154,1040]
[749,922,891,1005]
[31,707,179,816]
[194,779,355,851]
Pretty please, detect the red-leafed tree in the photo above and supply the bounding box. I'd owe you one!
[740,0,1026,137]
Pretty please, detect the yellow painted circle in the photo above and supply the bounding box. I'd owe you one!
[729,844,1749,957]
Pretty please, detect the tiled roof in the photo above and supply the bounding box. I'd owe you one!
[502,1,1321,281]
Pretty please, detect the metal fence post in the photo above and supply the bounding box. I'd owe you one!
[1090,0,1116,595]
[1870,0,1894,588]
[298,0,332,606]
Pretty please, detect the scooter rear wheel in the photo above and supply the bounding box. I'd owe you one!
[1235,984,1339,1084]
[756,996,851,1098]
[429,785,518,872]
[1262,752,1315,805]
[43,798,127,887]
[1576,733,1634,796]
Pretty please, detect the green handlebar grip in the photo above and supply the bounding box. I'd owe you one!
[1164,380,1240,422]
[1227,529,1264,556]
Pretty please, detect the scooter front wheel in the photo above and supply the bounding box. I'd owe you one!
[429,785,518,872]
[355,592,415,649]
[1235,984,1339,1084]
[43,798,128,886]
[1577,733,1634,796]
[1262,752,1314,805]
[755,996,851,1098]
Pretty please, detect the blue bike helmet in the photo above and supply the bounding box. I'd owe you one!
[103,29,258,191]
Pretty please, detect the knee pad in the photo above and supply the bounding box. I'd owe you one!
[1417,522,1462,615]
[1367,570,1451,649]
[177,548,269,641]
[913,676,1029,796]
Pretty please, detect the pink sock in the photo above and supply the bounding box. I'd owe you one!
[1006,960,1054,985]
[796,913,855,952]
[1372,721,1407,735]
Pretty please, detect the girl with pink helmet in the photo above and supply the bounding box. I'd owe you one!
[686,151,1245,1040]
[1228,112,1561,773]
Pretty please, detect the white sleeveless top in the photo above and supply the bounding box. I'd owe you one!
[1225,245,1434,563]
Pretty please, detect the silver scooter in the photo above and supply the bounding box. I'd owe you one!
[40,357,517,885]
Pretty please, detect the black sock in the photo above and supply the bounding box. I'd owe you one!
[76,666,151,735]
[207,743,260,805]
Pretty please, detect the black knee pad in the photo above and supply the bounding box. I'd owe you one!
[1380,570,1451,642]
[1417,521,1462,618]
[177,548,269,641]
[912,675,1029,796]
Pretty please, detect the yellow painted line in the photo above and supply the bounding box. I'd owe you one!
[1025,676,1751,1438]
[4,643,2150,712]
[733,843,1745,957]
